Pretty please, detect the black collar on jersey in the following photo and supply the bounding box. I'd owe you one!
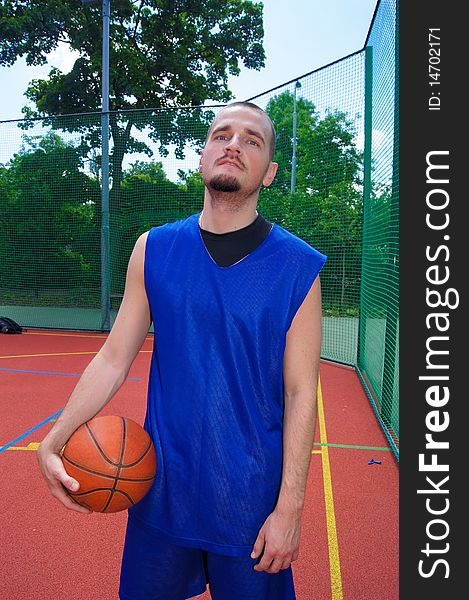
[199,213,273,267]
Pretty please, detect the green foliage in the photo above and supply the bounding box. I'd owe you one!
[0,132,100,290]
[266,92,318,192]
[0,0,265,298]
[1,0,265,282]
[264,90,364,312]
[0,87,365,313]
[2,0,264,165]
[1,0,265,109]
[117,160,188,280]
[259,185,362,312]
[265,91,363,195]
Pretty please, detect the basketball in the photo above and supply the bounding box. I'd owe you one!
[62,415,157,513]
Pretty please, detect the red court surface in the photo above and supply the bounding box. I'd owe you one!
[0,330,398,600]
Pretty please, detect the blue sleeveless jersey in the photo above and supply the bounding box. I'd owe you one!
[129,213,327,556]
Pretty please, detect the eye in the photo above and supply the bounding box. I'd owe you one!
[247,139,260,147]
[214,134,228,141]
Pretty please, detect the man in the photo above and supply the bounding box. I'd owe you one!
[37,101,326,600]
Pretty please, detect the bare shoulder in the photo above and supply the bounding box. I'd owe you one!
[137,230,150,245]
[126,230,150,276]
[133,230,150,257]
[289,276,322,331]
[100,232,151,367]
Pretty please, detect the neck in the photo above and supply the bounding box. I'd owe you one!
[200,193,259,233]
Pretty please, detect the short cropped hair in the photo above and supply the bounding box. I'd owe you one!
[205,101,277,161]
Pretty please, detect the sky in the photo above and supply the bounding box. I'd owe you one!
[0,0,378,121]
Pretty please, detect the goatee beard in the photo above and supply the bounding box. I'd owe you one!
[209,174,241,193]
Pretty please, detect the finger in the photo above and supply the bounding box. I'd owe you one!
[50,480,92,514]
[48,459,80,493]
[251,529,265,559]
[253,550,274,572]
[51,484,92,514]
[62,495,93,514]
[47,456,82,494]
[38,452,91,514]
[47,473,91,513]
[61,475,81,493]
[266,558,285,574]
[259,558,283,575]
[280,558,292,570]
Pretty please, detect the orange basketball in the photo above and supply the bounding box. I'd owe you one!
[62,415,157,513]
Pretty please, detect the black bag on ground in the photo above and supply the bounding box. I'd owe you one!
[0,316,23,334]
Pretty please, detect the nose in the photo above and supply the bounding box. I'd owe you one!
[224,134,241,155]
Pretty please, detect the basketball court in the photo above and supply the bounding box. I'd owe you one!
[0,329,398,599]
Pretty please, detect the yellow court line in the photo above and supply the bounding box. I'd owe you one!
[0,350,153,360]
[0,351,99,359]
[25,331,109,339]
[4,380,342,600]
[24,331,154,340]
[317,375,343,600]
[2,443,323,456]
[0,442,40,452]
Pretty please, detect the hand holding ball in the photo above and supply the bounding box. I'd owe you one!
[62,415,157,513]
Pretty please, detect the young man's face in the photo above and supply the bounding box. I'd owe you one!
[199,106,277,197]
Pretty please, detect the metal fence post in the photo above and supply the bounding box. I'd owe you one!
[100,0,111,330]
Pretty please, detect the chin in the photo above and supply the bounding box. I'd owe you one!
[209,174,241,193]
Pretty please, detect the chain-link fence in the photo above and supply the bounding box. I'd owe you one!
[359,0,399,454]
[0,0,398,457]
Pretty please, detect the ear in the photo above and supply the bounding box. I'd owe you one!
[199,149,204,172]
[262,162,278,188]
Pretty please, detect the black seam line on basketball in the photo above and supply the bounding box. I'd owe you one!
[103,417,127,512]
[121,441,153,468]
[62,455,154,481]
[103,489,114,511]
[85,422,120,467]
[71,488,135,505]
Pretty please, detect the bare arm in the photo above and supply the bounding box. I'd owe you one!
[252,276,322,572]
[37,231,151,512]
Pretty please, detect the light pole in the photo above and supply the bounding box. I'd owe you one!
[290,80,301,193]
[82,0,111,330]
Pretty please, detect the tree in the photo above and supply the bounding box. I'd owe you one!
[0,0,265,210]
[264,90,364,312]
[116,160,185,289]
[0,132,100,296]
[265,91,363,194]
[177,168,205,214]
[265,91,319,192]
[315,181,363,310]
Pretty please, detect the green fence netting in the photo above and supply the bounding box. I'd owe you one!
[0,0,398,457]
[359,0,399,453]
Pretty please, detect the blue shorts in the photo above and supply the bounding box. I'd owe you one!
[119,515,296,600]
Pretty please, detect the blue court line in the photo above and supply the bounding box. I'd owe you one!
[0,367,140,381]
[0,409,63,455]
